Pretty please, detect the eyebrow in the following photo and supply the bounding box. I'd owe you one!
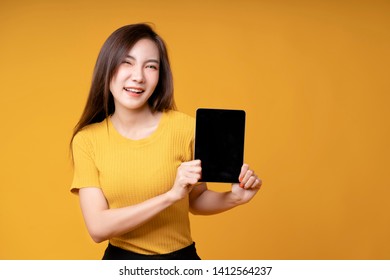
[126,55,160,64]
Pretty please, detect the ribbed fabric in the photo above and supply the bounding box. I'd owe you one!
[71,110,195,254]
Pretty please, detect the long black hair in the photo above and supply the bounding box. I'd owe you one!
[71,23,176,145]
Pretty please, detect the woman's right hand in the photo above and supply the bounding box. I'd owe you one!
[169,159,202,202]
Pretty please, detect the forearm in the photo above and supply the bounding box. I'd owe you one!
[189,189,242,215]
[80,189,178,243]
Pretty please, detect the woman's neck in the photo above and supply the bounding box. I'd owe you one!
[110,106,163,140]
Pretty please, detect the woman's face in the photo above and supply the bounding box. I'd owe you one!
[110,38,160,113]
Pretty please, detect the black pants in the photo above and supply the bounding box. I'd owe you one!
[102,242,201,260]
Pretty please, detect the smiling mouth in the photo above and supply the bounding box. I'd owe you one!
[124,87,145,94]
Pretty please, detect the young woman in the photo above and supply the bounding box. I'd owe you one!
[70,23,262,260]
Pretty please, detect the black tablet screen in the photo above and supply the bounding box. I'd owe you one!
[194,108,246,183]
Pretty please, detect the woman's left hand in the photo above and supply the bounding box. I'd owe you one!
[231,164,262,205]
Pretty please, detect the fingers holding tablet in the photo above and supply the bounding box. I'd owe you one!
[239,164,262,189]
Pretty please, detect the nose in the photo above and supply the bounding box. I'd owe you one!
[131,65,145,83]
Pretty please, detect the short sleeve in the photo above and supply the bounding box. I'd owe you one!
[70,131,100,194]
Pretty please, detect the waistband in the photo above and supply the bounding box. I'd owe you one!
[102,242,201,260]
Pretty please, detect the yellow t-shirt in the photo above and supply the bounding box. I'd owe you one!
[71,110,195,254]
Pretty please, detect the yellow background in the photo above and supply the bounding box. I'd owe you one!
[1,0,389,259]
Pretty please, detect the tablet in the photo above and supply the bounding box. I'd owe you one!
[194,108,246,183]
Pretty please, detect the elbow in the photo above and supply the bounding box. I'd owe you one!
[84,216,120,243]
[87,226,109,243]
[91,234,106,244]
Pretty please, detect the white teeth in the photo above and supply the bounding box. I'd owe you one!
[124,87,143,93]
